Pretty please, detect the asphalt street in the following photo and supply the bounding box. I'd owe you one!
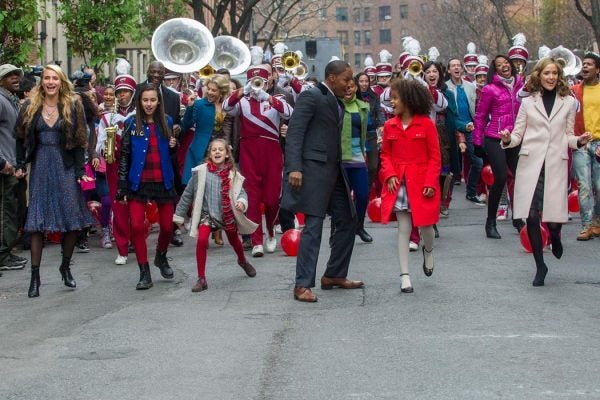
[1,184,600,400]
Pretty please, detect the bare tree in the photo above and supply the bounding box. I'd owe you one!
[575,0,600,47]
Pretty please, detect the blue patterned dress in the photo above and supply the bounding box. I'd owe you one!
[24,118,96,232]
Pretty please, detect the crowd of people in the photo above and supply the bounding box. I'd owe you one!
[1,34,599,300]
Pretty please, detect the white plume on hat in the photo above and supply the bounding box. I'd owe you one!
[379,49,392,63]
[273,43,287,55]
[428,47,440,62]
[466,42,476,54]
[250,46,264,66]
[512,33,527,47]
[478,54,489,65]
[295,50,303,59]
[402,36,414,51]
[364,56,374,67]
[538,45,551,60]
[405,38,421,56]
[115,58,131,76]
[329,56,340,62]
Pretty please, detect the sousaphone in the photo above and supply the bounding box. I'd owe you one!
[210,36,251,75]
[151,18,215,73]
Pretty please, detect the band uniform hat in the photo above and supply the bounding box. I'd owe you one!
[508,46,529,62]
[401,55,424,72]
[270,55,283,68]
[164,69,181,80]
[398,52,410,69]
[246,66,269,81]
[114,74,137,92]
[364,66,377,76]
[474,64,489,76]
[0,64,24,80]
[376,62,393,76]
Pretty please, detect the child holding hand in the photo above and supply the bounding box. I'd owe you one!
[379,79,441,293]
[173,138,258,292]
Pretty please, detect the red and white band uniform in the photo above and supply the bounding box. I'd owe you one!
[222,89,293,247]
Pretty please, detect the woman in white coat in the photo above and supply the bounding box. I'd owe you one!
[501,58,592,286]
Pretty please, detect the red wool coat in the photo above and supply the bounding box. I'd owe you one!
[379,114,441,226]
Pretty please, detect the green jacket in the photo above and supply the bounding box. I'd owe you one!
[341,96,369,161]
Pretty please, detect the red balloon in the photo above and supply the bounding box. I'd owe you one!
[146,201,159,224]
[47,231,62,244]
[519,224,550,253]
[87,200,101,224]
[481,164,494,186]
[295,212,305,227]
[568,190,579,213]
[367,197,382,223]
[281,228,302,256]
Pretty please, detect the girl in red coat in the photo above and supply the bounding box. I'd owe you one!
[379,79,441,293]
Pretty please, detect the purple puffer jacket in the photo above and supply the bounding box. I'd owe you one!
[473,74,524,146]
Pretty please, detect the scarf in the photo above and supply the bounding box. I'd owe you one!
[499,75,514,91]
[206,160,236,232]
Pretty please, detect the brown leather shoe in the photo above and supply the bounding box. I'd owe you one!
[320,276,364,290]
[294,287,317,302]
[577,227,594,241]
[591,225,600,237]
[238,260,256,277]
[192,277,208,292]
[212,230,224,246]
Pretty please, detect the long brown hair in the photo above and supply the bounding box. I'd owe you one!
[525,58,570,97]
[134,82,171,139]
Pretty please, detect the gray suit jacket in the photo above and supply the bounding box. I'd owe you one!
[281,82,353,217]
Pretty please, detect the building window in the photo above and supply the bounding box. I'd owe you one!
[420,3,429,15]
[337,30,349,45]
[379,29,391,44]
[363,7,370,22]
[353,7,361,23]
[364,30,371,45]
[400,4,408,19]
[343,53,350,63]
[354,31,361,45]
[379,5,391,21]
[354,53,362,68]
[336,7,348,22]
[318,7,327,19]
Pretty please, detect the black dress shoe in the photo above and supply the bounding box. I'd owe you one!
[422,247,433,277]
[356,228,373,243]
[485,219,501,239]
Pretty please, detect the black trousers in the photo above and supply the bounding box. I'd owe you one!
[295,171,357,288]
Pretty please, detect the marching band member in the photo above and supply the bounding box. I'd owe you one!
[373,49,393,97]
[508,33,529,77]
[223,65,293,257]
[463,43,479,82]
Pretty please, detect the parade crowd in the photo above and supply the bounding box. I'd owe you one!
[1,32,599,301]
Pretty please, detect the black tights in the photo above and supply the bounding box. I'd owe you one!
[485,138,519,220]
[30,231,78,267]
[526,209,561,268]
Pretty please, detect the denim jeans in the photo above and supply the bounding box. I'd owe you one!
[465,132,483,197]
[572,141,600,227]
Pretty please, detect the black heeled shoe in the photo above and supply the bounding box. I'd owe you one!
[400,273,414,293]
[532,264,548,287]
[550,234,563,259]
[422,247,433,277]
[28,266,41,298]
[59,257,76,288]
[485,218,501,239]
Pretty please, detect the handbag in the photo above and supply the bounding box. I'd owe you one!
[80,163,96,191]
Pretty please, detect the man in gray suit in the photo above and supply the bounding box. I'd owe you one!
[281,60,364,302]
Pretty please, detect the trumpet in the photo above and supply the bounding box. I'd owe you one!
[281,51,301,71]
[250,77,265,92]
[198,64,215,78]
[407,60,423,77]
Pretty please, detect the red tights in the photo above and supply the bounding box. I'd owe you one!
[196,224,246,278]
[128,199,174,264]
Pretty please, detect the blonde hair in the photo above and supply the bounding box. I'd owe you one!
[205,74,231,101]
[206,138,236,171]
[25,65,75,129]
[526,58,570,97]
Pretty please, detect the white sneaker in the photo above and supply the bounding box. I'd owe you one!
[115,255,128,265]
[409,241,419,251]
[265,236,277,253]
[496,205,508,221]
[275,224,283,234]
[252,245,264,258]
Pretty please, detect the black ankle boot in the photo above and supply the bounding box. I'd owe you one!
[154,250,174,279]
[28,266,41,298]
[58,257,76,288]
[533,264,548,287]
[485,218,501,239]
[136,263,153,290]
[513,218,525,232]
[356,217,373,243]
[550,233,563,259]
